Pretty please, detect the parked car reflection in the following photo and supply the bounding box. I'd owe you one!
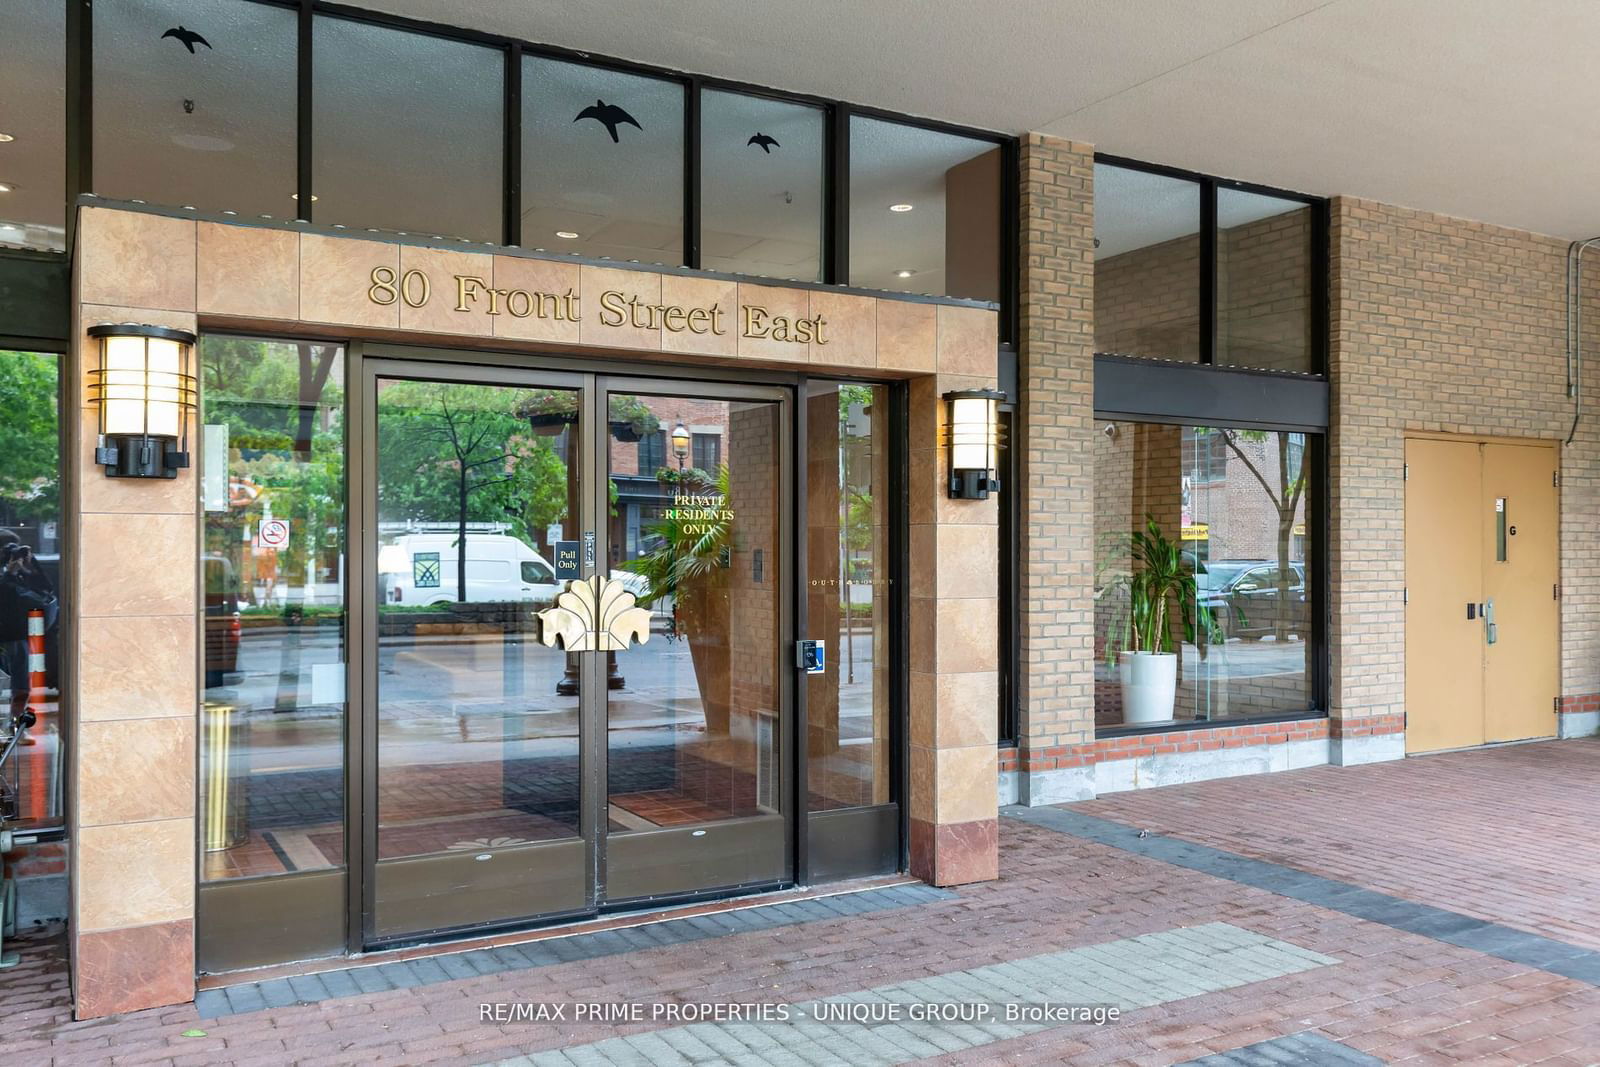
[1197,559,1307,641]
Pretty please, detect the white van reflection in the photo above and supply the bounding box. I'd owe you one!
[379,533,560,606]
[378,532,649,607]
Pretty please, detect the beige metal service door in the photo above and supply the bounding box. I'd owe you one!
[1481,442,1559,744]
[1405,438,1486,753]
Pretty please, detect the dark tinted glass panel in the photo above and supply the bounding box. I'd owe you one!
[199,337,346,880]
[0,0,65,251]
[700,89,823,281]
[94,0,296,220]
[314,17,501,240]
[522,57,683,262]
[0,350,62,828]
[1094,421,1313,730]
[806,382,892,810]
[849,117,1000,300]
[1218,189,1314,373]
[1094,163,1201,362]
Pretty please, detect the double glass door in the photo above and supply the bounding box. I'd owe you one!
[361,357,791,941]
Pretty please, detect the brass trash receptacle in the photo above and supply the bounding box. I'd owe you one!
[202,701,245,851]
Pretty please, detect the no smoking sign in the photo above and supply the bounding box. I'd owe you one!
[259,518,290,548]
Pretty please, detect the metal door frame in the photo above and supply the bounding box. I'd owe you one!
[591,373,797,907]
[348,346,799,949]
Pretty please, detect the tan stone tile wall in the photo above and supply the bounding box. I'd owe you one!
[906,304,1002,884]
[71,208,201,1018]
[65,203,1004,1011]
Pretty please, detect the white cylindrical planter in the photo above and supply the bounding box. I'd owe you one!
[1118,651,1177,724]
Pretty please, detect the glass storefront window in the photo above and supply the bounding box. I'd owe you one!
[199,337,346,881]
[94,0,296,221]
[0,350,62,828]
[805,382,892,810]
[314,17,501,241]
[1217,189,1315,373]
[522,57,684,262]
[1093,163,1202,363]
[0,0,65,251]
[1094,420,1314,729]
[849,117,1001,300]
[700,89,824,281]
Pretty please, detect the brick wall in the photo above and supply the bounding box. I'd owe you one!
[1328,197,1600,733]
[1015,135,1097,800]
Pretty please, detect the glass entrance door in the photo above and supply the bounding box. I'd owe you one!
[601,387,791,901]
[360,360,790,942]
[367,365,593,937]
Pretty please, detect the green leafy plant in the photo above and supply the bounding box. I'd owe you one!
[1103,517,1221,664]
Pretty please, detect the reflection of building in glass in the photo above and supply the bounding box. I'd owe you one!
[1094,420,1314,730]
[609,396,729,568]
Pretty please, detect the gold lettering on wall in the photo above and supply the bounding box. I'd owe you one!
[454,273,578,320]
[742,305,827,345]
[365,268,826,344]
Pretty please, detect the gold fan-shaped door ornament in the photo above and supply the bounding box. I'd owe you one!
[535,574,652,652]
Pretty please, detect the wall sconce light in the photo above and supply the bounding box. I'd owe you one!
[944,389,1005,499]
[87,323,197,479]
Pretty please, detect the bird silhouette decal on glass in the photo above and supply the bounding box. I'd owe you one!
[162,26,211,53]
[574,99,642,143]
[748,133,780,153]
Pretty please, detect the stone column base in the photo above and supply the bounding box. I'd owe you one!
[908,817,999,886]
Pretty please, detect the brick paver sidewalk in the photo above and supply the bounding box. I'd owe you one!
[1074,737,1600,951]
[2,738,1598,1064]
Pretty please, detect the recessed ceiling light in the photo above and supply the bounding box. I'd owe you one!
[0,133,14,143]
[290,192,319,202]
[889,203,913,212]
[894,269,915,278]
[555,230,580,239]
[0,183,12,193]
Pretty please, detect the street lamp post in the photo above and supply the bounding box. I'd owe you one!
[671,422,690,471]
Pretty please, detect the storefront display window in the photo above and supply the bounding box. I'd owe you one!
[1093,163,1201,363]
[1095,158,1321,374]
[0,350,63,828]
[522,57,684,263]
[314,16,501,241]
[94,0,296,221]
[1094,420,1316,730]
[849,117,1002,300]
[806,381,893,811]
[1217,188,1315,373]
[0,0,65,252]
[701,89,825,281]
[199,336,346,881]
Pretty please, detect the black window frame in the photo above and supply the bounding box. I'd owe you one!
[637,430,666,475]
[1090,154,1330,739]
[65,0,1017,341]
[1094,153,1329,376]
[61,0,1024,793]
[691,431,721,472]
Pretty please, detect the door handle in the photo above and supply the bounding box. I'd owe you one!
[1483,597,1497,645]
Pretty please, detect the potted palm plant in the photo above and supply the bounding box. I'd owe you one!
[1104,517,1222,724]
